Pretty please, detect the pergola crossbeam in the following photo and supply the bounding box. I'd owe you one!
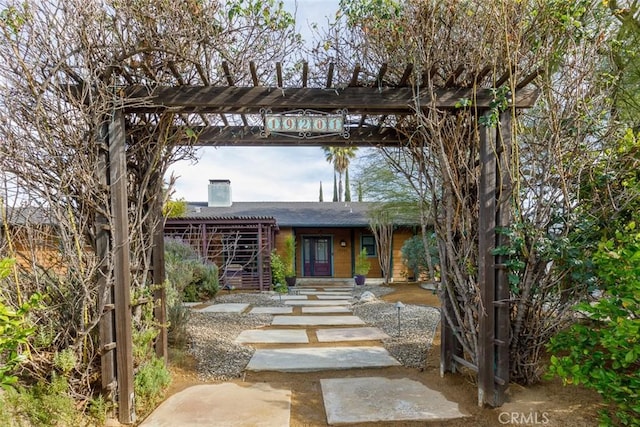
[119,86,539,114]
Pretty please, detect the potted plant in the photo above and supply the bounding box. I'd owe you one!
[283,234,297,287]
[354,248,371,286]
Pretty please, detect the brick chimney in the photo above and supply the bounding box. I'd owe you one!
[208,179,232,207]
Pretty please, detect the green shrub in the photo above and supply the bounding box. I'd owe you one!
[400,234,439,280]
[167,302,191,347]
[547,223,640,426]
[283,234,296,277]
[0,258,41,391]
[6,374,81,426]
[165,239,219,303]
[354,248,371,276]
[134,356,171,415]
[270,250,285,287]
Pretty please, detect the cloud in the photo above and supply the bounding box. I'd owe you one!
[166,147,336,202]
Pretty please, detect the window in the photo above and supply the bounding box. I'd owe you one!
[361,235,376,256]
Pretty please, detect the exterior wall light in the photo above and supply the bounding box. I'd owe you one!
[340,239,347,247]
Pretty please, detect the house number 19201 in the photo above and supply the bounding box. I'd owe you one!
[264,114,344,134]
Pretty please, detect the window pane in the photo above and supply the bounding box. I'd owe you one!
[361,235,376,256]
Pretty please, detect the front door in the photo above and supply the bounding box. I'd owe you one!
[303,236,332,276]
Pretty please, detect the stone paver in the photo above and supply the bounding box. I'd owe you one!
[139,383,291,427]
[321,377,467,424]
[272,315,365,326]
[235,329,309,344]
[270,295,307,300]
[316,295,354,300]
[284,299,351,306]
[298,290,352,295]
[195,303,249,313]
[246,346,400,372]
[301,306,351,314]
[249,306,293,314]
[316,326,390,342]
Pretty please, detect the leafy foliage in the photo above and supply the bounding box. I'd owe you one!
[270,250,286,287]
[134,356,171,416]
[547,224,640,426]
[283,234,296,277]
[0,258,41,391]
[400,234,438,280]
[354,248,371,276]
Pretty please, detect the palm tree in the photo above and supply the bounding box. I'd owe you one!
[322,146,358,202]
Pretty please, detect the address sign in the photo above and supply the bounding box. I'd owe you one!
[260,108,349,139]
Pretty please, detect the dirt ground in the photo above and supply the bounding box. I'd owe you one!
[163,284,604,427]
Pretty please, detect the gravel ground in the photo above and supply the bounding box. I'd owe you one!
[186,286,441,380]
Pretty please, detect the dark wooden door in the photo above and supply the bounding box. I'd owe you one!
[303,237,332,276]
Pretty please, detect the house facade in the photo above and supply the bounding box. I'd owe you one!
[164,180,417,290]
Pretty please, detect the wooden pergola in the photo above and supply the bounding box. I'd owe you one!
[92,59,539,423]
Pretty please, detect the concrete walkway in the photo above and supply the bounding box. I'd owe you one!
[140,281,466,426]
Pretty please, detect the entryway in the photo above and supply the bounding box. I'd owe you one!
[302,236,332,277]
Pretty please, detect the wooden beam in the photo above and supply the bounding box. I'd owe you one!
[478,114,497,407]
[302,61,308,88]
[250,61,260,86]
[276,62,283,87]
[495,66,515,87]
[109,110,135,424]
[494,112,513,406]
[222,62,234,86]
[516,67,543,89]
[349,64,361,87]
[161,125,403,146]
[398,64,414,87]
[97,121,115,402]
[152,208,167,360]
[376,63,388,86]
[326,62,334,88]
[445,65,466,87]
[119,86,539,114]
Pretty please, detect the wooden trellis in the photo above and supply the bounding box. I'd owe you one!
[88,60,539,423]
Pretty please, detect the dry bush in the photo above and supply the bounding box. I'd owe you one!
[0,0,300,413]
[313,0,617,384]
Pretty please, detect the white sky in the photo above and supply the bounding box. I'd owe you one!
[165,0,344,202]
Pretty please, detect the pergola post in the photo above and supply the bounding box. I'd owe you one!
[109,110,136,424]
[97,121,116,400]
[478,113,497,407]
[153,209,168,360]
[494,112,513,405]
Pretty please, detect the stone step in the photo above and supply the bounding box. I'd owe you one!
[272,315,364,326]
[245,346,400,372]
[235,329,309,344]
[283,299,351,306]
[315,327,390,342]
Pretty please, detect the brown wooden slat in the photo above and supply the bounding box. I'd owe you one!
[473,66,492,86]
[120,86,539,114]
[168,62,185,85]
[276,62,283,87]
[302,61,308,88]
[195,63,210,86]
[376,63,388,86]
[326,62,335,88]
[102,342,117,352]
[398,64,413,87]
[349,64,361,87]
[445,65,465,87]
[250,61,260,86]
[495,66,515,87]
[516,67,543,89]
[222,62,234,86]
